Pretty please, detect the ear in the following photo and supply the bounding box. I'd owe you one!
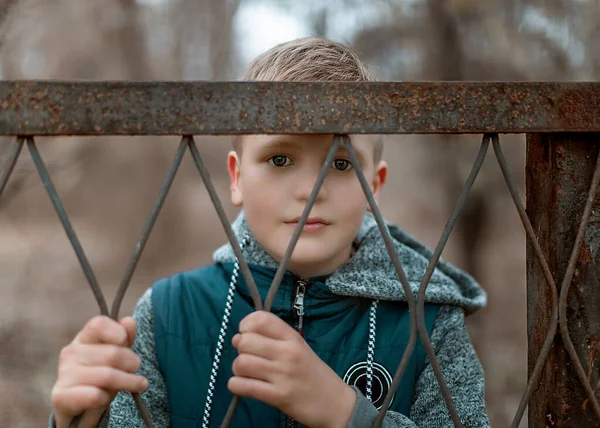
[227,151,243,207]
[370,160,388,204]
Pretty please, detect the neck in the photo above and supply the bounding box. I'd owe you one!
[282,244,354,279]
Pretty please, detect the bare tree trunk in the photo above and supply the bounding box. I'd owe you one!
[425,0,463,80]
[424,0,483,277]
[208,0,240,79]
[589,2,600,78]
[311,8,328,39]
[0,0,21,78]
[117,0,151,80]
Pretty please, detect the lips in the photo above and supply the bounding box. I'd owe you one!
[285,217,331,232]
[285,217,331,226]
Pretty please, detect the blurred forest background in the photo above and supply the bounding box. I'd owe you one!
[0,0,599,426]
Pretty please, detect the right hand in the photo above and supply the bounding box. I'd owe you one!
[51,316,149,428]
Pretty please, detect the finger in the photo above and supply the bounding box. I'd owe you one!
[232,353,275,381]
[232,332,281,360]
[51,385,113,417]
[59,366,148,392]
[119,317,137,347]
[227,376,279,406]
[239,311,297,340]
[80,407,112,428]
[74,316,128,346]
[55,406,109,428]
[69,344,142,373]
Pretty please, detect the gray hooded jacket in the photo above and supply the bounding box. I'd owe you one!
[51,212,489,427]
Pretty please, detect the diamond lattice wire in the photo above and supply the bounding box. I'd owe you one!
[0,137,24,198]
[187,136,263,311]
[0,136,196,428]
[0,134,342,428]
[185,134,600,427]
[491,136,600,427]
[342,134,486,428]
[377,134,490,428]
[408,134,490,428]
[556,147,600,423]
[217,135,343,427]
[3,132,600,428]
[111,136,188,320]
[491,134,559,427]
[27,137,110,318]
[28,134,194,428]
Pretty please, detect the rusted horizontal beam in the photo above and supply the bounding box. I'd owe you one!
[0,81,599,135]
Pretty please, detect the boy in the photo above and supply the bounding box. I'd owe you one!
[50,37,489,427]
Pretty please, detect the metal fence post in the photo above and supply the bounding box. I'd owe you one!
[526,133,600,427]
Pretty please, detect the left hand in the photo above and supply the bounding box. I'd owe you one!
[228,311,357,428]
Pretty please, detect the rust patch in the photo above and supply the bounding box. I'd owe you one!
[0,81,599,135]
[579,246,592,264]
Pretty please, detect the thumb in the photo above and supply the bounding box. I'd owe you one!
[119,317,137,348]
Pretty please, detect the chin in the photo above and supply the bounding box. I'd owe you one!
[288,249,339,272]
[288,253,328,266]
[268,236,344,269]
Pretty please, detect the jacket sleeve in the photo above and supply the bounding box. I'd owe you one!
[49,288,170,428]
[105,288,170,427]
[348,305,490,427]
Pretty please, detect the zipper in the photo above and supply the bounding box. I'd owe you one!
[293,279,307,336]
[286,278,309,428]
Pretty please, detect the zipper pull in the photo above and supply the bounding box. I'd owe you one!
[293,281,306,333]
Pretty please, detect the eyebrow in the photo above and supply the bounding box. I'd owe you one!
[336,146,367,165]
[259,139,303,151]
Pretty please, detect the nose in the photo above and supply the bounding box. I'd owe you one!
[292,163,329,203]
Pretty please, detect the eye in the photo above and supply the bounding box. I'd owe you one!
[331,158,353,171]
[268,155,293,167]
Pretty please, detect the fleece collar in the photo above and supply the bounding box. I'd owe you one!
[212,211,486,314]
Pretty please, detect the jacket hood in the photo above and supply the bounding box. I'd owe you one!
[213,211,486,314]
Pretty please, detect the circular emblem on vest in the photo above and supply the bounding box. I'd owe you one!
[342,361,395,410]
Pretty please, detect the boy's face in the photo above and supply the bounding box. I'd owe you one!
[227,134,387,278]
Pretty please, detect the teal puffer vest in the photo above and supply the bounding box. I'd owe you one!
[153,263,439,427]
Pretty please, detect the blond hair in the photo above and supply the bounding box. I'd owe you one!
[243,37,377,82]
[236,37,383,161]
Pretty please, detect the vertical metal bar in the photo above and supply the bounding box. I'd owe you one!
[220,135,342,428]
[28,137,144,428]
[493,135,560,428]
[187,135,263,311]
[27,137,109,316]
[0,137,24,199]
[407,133,490,428]
[557,145,600,422]
[262,135,341,311]
[69,141,190,428]
[107,138,189,428]
[340,136,449,427]
[525,133,600,427]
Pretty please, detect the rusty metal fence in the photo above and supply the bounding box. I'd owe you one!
[1,81,600,427]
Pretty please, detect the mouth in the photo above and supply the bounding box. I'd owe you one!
[285,217,331,232]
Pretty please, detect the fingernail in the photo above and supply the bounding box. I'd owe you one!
[141,378,149,390]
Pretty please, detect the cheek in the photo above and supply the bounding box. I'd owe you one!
[332,177,370,213]
[240,170,283,215]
